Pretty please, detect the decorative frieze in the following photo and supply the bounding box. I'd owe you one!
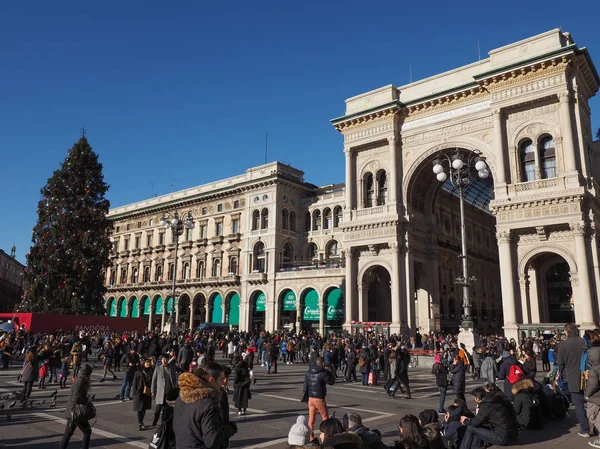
[491,73,566,102]
[344,121,394,143]
[401,115,494,148]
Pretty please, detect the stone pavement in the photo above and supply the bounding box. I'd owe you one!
[0,356,594,448]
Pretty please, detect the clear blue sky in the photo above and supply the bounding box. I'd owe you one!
[1,1,599,264]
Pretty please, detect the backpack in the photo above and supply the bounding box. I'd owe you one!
[507,364,524,384]
[581,349,589,390]
[149,416,175,449]
[549,392,568,420]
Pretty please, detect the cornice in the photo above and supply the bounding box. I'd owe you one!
[490,189,585,212]
[333,106,401,133]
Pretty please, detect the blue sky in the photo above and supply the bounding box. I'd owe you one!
[1,1,599,264]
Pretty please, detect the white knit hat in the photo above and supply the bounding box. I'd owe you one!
[288,415,310,445]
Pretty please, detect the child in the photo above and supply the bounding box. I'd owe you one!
[220,366,232,449]
[59,356,70,389]
[38,360,49,389]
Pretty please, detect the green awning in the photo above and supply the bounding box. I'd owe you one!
[119,297,127,317]
[166,296,177,314]
[142,296,151,315]
[109,298,117,317]
[131,297,139,318]
[303,289,319,321]
[155,296,163,315]
[326,288,344,320]
[229,293,240,326]
[255,292,266,312]
[283,291,296,311]
[211,294,223,323]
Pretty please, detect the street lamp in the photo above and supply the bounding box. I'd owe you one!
[160,210,195,334]
[432,149,489,347]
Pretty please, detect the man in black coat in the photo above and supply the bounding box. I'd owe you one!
[459,387,518,449]
[557,322,590,436]
[303,356,335,438]
[119,348,139,401]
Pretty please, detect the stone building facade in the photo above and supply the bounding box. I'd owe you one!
[106,29,600,340]
[0,246,24,313]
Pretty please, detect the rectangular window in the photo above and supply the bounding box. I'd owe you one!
[116,226,120,233]
[232,219,239,234]
[159,233,165,245]
[146,234,153,247]
[233,200,240,208]
[112,240,119,252]
[202,207,207,216]
[135,236,141,249]
[200,225,207,238]
[149,219,154,226]
[137,221,142,229]
[186,228,193,241]
[542,159,557,179]
[216,222,223,236]
[217,204,223,212]
[124,238,129,250]
[523,162,536,182]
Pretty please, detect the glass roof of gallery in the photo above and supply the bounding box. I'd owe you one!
[442,173,495,214]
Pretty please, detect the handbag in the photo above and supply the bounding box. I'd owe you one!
[143,385,152,396]
[18,361,30,383]
[71,401,96,422]
[301,387,308,403]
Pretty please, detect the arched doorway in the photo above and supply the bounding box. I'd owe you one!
[300,288,319,331]
[130,296,140,318]
[325,287,344,331]
[178,294,190,330]
[209,293,223,323]
[141,295,151,319]
[279,289,297,330]
[152,295,163,330]
[362,266,391,322]
[108,297,117,317]
[193,293,206,328]
[250,290,266,332]
[227,292,240,328]
[545,261,573,323]
[118,296,128,318]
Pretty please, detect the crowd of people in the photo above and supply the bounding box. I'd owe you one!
[0,322,596,449]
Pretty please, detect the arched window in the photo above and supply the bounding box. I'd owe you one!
[520,140,536,182]
[365,173,374,207]
[333,206,343,228]
[196,261,205,278]
[132,267,138,284]
[254,242,266,272]
[283,242,293,267]
[120,268,127,284]
[281,209,289,230]
[540,135,557,179]
[261,208,269,229]
[252,210,260,230]
[313,210,322,230]
[155,265,163,282]
[167,263,174,281]
[213,259,221,277]
[327,240,340,258]
[110,269,116,285]
[307,243,318,260]
[377,171,387,205]
[323,208,332,229]
[143,266,150,283]
[304,212,311,232]
[229,257,238,275]
[289,211,297,232]
[183,262,190,280]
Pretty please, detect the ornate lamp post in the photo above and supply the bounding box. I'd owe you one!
[160,211,195,334]
[432,149,489,347]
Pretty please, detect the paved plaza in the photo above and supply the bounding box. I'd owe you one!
[0,356,593,449]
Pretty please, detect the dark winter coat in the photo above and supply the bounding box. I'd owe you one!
[65,364,92,419]
[557,332,587,393]
[351,425,387,449]
[233,361,251,410]
[396,350,410,384]
[432,362,448,387]
[512,379,543,429]
[322,431,362,449]
[21,355,39,383]
[523,357,537,380]
[451,361,466,394]
[585,346,600,406]
[120,352,139,377]
[498,355,519,399]
[466,393,518,444]
[173,372,235,449]
[304,364,335,399]
[131,368,152,412]
[441,406,464,443]
[219,387,231,448]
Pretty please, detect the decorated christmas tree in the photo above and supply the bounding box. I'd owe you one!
[19,135,112,314]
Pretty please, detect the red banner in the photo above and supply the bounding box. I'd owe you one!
[0,313,145,334]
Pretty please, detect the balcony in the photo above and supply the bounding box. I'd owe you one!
[180,241,193,250]
[210,236,224,245]
[246,271,267,284]
[195,238,208,247]
[227,233,241,243]
[118,250,130,257]
[513,176,562,193]
[349,204,394,221]
[142,247,153,255]
[154,244,166,253]
[131,248,142,257]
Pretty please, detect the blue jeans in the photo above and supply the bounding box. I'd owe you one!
[361,373,368,385]
[50,365,58,383]
[460,426,508,449]
[572,392,590,434]
[438,386,447,411]
[119,373,132,400]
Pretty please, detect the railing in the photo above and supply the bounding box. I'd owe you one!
[278,262,343,272]
[514,177,562,192]
[349,204,394,220]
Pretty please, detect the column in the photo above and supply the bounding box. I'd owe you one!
[358,283,365,322]
[390,243,402,331]
[319,298,326,336]
[528,267,541,324]
[388,136,398,203]
[344,250,355,330]
[559,91,578,175]
[497,231,518,340]
[571,223,596,327]
[296,299,303,333]
[189,300,195,330]
[519,275,531,324]
[205,304,210,324]
[148,308,154,332]
[405,247,415,333]
[492,109,506,184]
[591,225,600,313]
[161,303,166,330]
[175,299,181,325]
[345,148,355,211]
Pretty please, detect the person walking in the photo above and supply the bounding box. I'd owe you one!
[345,346,357,382]
[131,359,153,430]
[20,350,38,400]
[119,348,139,402]
[557,322,591,437]
[391,346,411,399]
[99,341,117,383]
[151,354,177,426]
[60,364,93,449]
[432,352,449,413]
[304,356,335,439]
[233,355,251,415]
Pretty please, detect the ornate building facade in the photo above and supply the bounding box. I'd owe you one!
[106,29,600,340]
[0,246,24,313]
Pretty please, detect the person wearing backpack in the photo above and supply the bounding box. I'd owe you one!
[557,323,590,437]
[512,379,543,430]
[498,351,522,401]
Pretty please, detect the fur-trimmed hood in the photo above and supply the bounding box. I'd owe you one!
[178,372,218,404]
[323,432,363,449]
[512,378,534,395]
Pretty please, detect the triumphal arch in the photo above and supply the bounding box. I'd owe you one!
[332,29,600,340]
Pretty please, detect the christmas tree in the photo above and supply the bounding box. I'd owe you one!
[19,135,112,314]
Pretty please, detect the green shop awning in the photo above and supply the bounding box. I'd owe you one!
[303,289,319,321]
[255,292,266,312]
[142,297,151,315]
[283,291,296,311]
[131,297,139,318]
[119,298,127,317]
[229,293,240,326]
[166,297,177,314]
[109,298,117,317]
[155,296,163,315]
[326,288,344,320]
[211,294,223,323]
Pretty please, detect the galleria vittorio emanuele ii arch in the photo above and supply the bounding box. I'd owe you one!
[106,29,600,341]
